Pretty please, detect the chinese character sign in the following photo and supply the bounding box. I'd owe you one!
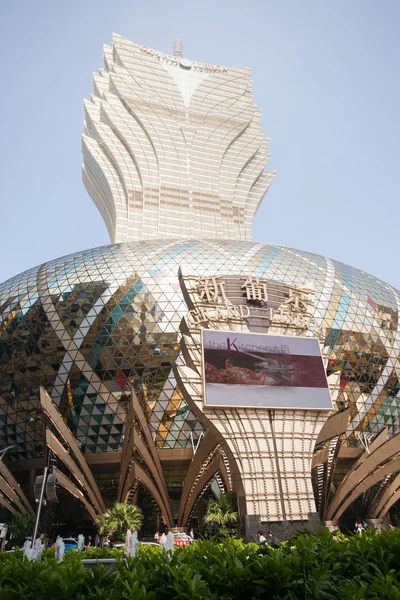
[241,276,268,303]
[192,277,231,304]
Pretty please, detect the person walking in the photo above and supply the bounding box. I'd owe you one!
[354,521,364,534]
[266,531,276,544]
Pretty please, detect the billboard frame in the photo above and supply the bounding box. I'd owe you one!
[200,329,332,411]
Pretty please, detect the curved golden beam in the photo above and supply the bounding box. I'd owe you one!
[40,386,106,513]
[118,390,173,524]
[0,462,34,515]
[117,391,135,501]
[46,430,103,514]
[132,392,166,484]
[326,432,400,519]
[0,475,29,515]
[315,408,351,445]
[174,360,246,515]
[181,454,225,526]
[375,486,400,519]
[0,496,17,515]
[122,463,172,528]
[131,433,173,525]
[178,430,219,525]
[327,455,400,522]
[369,473,400,519]
[53,467,98,522]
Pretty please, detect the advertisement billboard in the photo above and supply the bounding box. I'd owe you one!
[202,330,332,410]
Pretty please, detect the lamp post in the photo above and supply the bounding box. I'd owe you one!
[31,461,49,546]
[31,411,52,547]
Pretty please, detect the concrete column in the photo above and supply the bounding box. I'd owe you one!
[321,520,339,531]
[244,515,261,543]
[365,519,384,531]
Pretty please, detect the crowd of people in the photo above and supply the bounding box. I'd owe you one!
[353,520,396,533]
[257,521,397,544]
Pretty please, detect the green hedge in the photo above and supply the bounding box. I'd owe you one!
[1,529,400,598]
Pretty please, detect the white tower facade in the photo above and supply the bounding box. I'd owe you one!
[82,34,275,243]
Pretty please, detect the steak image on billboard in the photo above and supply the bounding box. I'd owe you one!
[202,330,332,410]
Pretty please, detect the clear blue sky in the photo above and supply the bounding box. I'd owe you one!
[1,0,399,288]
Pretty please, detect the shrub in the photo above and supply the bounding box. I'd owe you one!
[0,530,399,598]
[6,513,34,547]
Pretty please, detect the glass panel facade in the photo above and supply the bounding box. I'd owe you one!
[0,239,399,461]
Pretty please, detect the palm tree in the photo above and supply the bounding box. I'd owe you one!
[97,503,143,539]
[203,493,238,537]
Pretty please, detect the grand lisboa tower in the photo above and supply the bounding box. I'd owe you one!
[1,35,400,539]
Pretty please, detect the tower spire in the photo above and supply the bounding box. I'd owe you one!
[173,39,183,57]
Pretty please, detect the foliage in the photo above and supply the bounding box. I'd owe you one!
[203,492,239,539]
[96,502,143,538]
[83,546,124,559]
[0,529,400,598]
[6,513,34,546]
